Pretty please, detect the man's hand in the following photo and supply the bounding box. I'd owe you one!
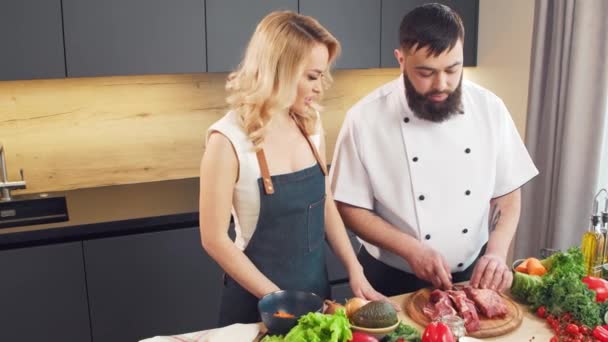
[470,253,512,292]
[406,243,452,290]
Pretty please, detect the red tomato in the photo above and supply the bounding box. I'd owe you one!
[422,322,456,342]
[537,306,547,318]
[595,286,608,302]
[567,324,580,335]
[349,331,378,342]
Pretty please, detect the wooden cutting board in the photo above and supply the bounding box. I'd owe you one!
[404,288,523,338]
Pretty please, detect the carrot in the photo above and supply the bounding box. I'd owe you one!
[273,310,295,319]
[515,259,530,273]
[527,257,547,276]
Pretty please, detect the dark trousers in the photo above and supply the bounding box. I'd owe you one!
[357,244,487,296]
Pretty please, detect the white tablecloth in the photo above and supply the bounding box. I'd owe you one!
[139,323,261,342]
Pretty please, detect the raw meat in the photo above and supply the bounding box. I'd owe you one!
[422,289,458,321]
[463,286,508,318]
[447,290,481,332]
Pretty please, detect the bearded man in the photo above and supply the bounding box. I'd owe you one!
[330,3,538,295]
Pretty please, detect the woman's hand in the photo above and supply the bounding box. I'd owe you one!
[348,266,401,311]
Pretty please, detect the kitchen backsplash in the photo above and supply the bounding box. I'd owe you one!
[0,69,399,194]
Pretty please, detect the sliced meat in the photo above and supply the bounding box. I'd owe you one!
[447,290,481,332]
[423,289,458,321]
[463,286,508,318]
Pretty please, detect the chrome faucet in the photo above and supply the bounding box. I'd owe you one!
[0,143,26,201]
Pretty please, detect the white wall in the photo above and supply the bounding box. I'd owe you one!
[465,0,536,137]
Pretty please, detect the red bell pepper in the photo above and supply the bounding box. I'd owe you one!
[582,276,608,302]
[349,331,378,342]
[593,325,608,342]
[422,322,455,342]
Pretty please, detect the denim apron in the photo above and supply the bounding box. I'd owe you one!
[218,121,330,325]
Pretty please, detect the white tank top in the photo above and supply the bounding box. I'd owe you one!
[207,111,322,250]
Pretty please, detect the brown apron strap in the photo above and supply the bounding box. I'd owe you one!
[292,115,328,176]
[255,114,327,195]
[256,149,275,195]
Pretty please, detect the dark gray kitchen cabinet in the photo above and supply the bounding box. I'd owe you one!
[0,0,65,80]
[325,232,361,303]
[62,0,206,77]
[0,242,91,341]
[83,227,223,342]
[206,0,298,72]
[300,0,381,69]
[381,0,479,67]
[331,283,354,304]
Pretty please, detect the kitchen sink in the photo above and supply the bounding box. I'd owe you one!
[0,194,69,229]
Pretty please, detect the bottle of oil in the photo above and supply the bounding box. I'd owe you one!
[601,198,608,279]
[601,214,608,278]
[582,214,601,276]
[594,222,605,277]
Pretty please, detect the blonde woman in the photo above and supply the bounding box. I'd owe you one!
[199,11,388,325]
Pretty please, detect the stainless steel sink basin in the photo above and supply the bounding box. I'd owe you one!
[0,194,69,229]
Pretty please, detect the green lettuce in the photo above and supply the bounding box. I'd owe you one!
[511,272,543,303]
[260,336,284,342]
[261,308,352,342]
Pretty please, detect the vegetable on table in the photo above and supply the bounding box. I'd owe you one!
[593,325,608,342]
[381,322,421,342]
[526,257,548,276]
[511,247,603,328]
[515,258,529,273]
[515,257,548,276]
[345,297,370,318]
[545,313,595,340]
[349,331,378,342]
[273,311,295,318]
[325,299,346,315]
[536,305,547,318]
[261,308,352,342]
[511,272,543,303]
[582,276,608,303]
[421,322,455,342]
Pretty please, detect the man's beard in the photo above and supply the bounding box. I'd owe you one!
[403,73,464,123]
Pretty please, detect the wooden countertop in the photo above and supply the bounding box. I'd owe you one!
[390,292,550,341]
[156,291,552,342]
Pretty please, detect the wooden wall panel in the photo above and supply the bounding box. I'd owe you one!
[0,69,400,194]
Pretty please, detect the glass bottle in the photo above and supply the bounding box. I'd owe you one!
[582,215,601,276]
[440,315,466,340]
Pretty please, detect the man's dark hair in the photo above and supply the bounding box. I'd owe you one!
[399,3,465,56]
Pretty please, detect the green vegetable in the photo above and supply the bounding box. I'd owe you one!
[352,301,398,328]
[381,322,421,342]
[511,272,543,303]
[511,247,602,327]
[599,301,608,323]
[261,308,352,342]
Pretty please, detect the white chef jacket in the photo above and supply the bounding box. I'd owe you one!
[330,75,538,273]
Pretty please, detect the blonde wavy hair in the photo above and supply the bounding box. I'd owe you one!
[226,11,341,148]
